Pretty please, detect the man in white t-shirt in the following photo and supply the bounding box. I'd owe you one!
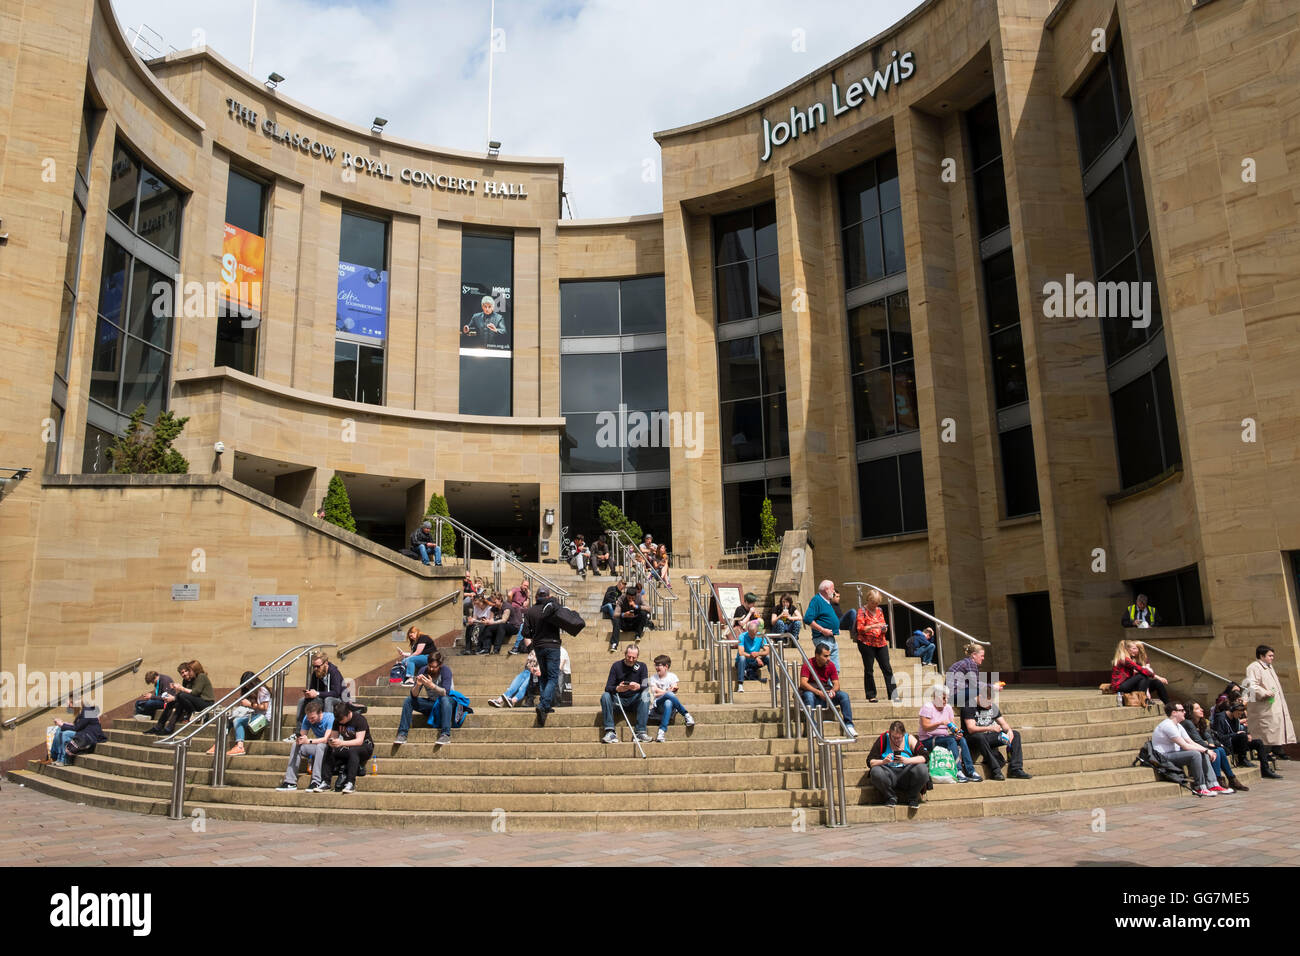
[1151,701,1224,796]
[648,654,696,743]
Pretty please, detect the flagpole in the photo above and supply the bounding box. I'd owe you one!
[248,0,258,74]
[486,0,495,148]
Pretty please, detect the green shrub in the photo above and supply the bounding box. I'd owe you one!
[322,473,357,534]
[108,404,190,474]
[597,499,642,545]
[759,497,778,552]
[423,491,457,557]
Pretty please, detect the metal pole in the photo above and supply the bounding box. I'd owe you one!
[486,0,496,147]
[168,742,188,820]
[835,744,847,827]
[822,741,834,825]
[887,601,897,649]
[248,0,257,73]
[936,623,945,673]
[211,714,228,786]
[270,671,285,741]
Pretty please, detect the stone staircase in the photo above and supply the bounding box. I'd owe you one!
[7,565,1258,829]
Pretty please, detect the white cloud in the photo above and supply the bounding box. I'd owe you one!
[110,0,923,217]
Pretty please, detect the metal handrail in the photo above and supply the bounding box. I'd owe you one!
[434,514,569,603]
[338,589,460,659]
[152,642,336,819]
[607,528,638,577]
[777,629,854,741]
[841,581,989,673]
[1137,641,1234,687]
[1,656,143,731]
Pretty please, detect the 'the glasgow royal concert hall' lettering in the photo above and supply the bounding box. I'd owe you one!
[760,50,916,162]
[224,96,528,199]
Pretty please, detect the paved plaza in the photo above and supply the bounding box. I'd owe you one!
[3,776,1296,867]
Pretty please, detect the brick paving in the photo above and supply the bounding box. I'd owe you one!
[1,776,1296,866]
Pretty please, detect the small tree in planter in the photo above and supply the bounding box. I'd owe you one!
[322,473,357,534]
[759,497,778,552]
[598,499,643,545]
[108,404,190,474]
[424,490,457,558]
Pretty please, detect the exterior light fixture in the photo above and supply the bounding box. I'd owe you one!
[487,140,501,157]
[371,117,388,134]
[266,72,285,89]
[544,508,555,526]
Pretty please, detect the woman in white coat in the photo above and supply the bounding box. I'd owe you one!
[1243,644,1295,777]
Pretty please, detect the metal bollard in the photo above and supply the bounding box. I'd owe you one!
[168,741,188,820]
[211,714,228,787]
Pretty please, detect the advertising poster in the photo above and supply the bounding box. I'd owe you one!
[458,281,512,356]
[336,260,389,340]
[219,222,265,312]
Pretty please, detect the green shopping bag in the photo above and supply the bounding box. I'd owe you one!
[928,743,960,784]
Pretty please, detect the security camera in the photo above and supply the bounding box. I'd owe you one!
[213,441,226,454]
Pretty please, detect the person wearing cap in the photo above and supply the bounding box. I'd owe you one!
[804,579,842,669]
[463,295,508,339]
[521,587,563,726]
[960,688,1032,781]
[324,699,372,794]
[906,627,936,665]
[410,518,441,566]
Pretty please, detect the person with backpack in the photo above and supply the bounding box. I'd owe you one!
[325,700,372,793]
[906,628,936,666]
[1151,700,1225,796]
[394,652,455,746]
[46,699,106,766]
[867,720,930,808]
[522,588,564,727]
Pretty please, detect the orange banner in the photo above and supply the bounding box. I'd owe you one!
[219,222,265,311]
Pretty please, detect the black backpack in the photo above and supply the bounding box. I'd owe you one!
[1133,741,1193,790]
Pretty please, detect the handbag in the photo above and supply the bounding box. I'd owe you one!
[1122,691,1148,708]
[553,605,586,636]
[247,714,269,733]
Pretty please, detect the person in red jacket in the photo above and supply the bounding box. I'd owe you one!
[853,589,896,703]
[1110,639,1169,705]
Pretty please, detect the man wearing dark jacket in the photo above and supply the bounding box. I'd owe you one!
[522,588,563,726]
[293,652,347,732]
[410,519,441,566]
[601,644,651,743]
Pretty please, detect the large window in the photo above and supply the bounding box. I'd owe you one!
[857,452,927,539]
[839,153,904,289]
[722,475,791,550]
[1125,565,1206,627]
[713,204,778,325]
[967,96,1039,517]
[216,167,267,374]
[718,331,788,463]
[459,233,513,416]
[1074,34,1180,489]
[559,275,670,542]
[334,210,389,406]
[86,138,181,445]
[847,293,915,443]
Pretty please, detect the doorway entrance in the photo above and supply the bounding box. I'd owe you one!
[444,481,540,562]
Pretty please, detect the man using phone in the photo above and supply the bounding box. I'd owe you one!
[867,720,930,808]
[798,642,857,738]
[601,644,651,744]
[276,698,335,792]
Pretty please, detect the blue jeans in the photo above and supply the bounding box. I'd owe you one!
[601,690,650,734]
[51,728,76,762]
[812,637,841,669]
[926,734,975,776]
[505,670,531,701]
[600,602,616,620]
[773,619,802,638]
[135,696,166,717]
[399,695,451,735]
[912,638,936,665]
[233,715,257,742]
[404,654,429,679]
[417,543,442,566]
[1209,745,1235,780]
[736,656,766,683]
[512,623,526,651]
[534,646,561,712]
[800,689,853,724]
[651,692,689,730]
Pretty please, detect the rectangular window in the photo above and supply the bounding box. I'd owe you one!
[713,203,779,325]
[217,168,267,374]
[848,292,916,442]
[335,210,390,405]
[999,426,1040,518]
[562,489,672,552]
[858,451,927,539]
[839,152,904,290]
[1126,565,1205,627]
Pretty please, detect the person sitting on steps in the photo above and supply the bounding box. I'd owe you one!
[133,669,173,722]
[1109,638,1170,706]
[290,653,345,735]
[601,643,651,744]
[735,620,770,693]
[1184,700,1246,792]
[490,647,541,708]
[206,670,270,756]
[476,592,513,655]
[798,643,857,739]
[276,697,334,792]
[612,584,647,651]
[868,719,930,809]
[569,533,591,579]
[401,626,436,684]
[592,535,612,576]
[460,593,493,655]
[770,593,802,641]
[648,654,695,742]
[960,688,1032,781]
[394,652,455,747]
[324,700,372,794]
[1213,696,1271,775]
[1150,700,1225,796]
[917,682,980,782]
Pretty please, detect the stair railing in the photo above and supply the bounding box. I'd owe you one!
[1137,641,1233,686]
[1,656,143,732]
[434,514,569,603]
[841,581,989,673]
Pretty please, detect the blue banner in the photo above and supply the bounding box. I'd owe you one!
[336,260,388,340]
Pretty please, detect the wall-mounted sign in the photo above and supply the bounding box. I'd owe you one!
[760,50,916,162]
[171,583,200,601]
[252,594,298,628]
[225,97,530,199]
[336,261,389,340]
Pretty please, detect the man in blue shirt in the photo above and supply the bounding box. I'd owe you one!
[277,697,335,792]
[804,579,842,668]
[736,620,770,692]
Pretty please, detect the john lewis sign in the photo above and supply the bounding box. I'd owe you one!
[760,50,916,162]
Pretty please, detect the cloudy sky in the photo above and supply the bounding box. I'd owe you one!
[109,0,923,218]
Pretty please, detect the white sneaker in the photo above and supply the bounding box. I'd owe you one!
[656,730,666,743]
[1195,788,1217,797]
[735,684,745,693]
[601,731,618,744]
[845,724,858,739]
[635,732,651,743]
[684,713,695,727]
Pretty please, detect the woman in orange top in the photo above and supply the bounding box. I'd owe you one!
[855,589,896,703]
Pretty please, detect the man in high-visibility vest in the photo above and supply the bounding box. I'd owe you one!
[1121,593,1160,628]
